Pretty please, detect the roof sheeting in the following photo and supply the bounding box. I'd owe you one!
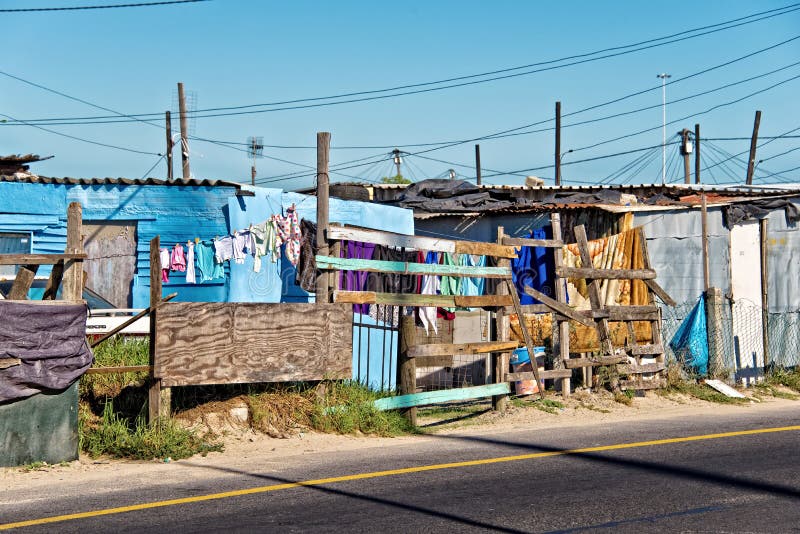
[0,174,245,189]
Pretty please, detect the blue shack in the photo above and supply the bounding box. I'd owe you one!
[0,174,414,389]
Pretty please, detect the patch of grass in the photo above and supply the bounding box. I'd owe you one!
[766,368,800,393]
[81,402,223,460]
[246,381,416,437]
[511,397,565,414]
[753,381,799,400]
[81,337,149,399]
[661,380,748,404]
[613,390,634,406]
[418,402,487,419]
[19,461,48,472]
[577,402,611,413]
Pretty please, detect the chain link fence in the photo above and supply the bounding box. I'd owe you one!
[661,298,800,382]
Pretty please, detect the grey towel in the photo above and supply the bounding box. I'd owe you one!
[0,301,94,403]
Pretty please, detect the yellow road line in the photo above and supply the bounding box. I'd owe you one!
[2,424,799,531]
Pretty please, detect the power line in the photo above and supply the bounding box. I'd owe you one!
[0,0,208,12]
[0,112,160,156]
[5,4,800,125]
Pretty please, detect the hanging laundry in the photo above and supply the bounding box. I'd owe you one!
[250,221,277,273]
[283,206,302,266]
[232,231,248,264]
[213,236,234,263]
[512,227,554,305]
[418,251,439,335]
[196,240,224,282]
[185,241,196,284]
[439,252,462,312]
[296,219,317,292]
[170,244,186,272]
[159,247,170,283]
[341,240,376,314]
[460,254,486,310]
[366,246,415,327]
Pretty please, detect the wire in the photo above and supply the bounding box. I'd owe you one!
[0,112,160,155]
[0,0,208,12]
[5,5,800,125]
[702,124,800,173]
[139,154,165,179]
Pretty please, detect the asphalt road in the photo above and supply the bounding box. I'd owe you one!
[3,403,800,533]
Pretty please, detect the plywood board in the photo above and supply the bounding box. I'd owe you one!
[155,302,353,387]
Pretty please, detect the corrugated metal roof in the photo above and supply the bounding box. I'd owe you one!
[0,174,246,189]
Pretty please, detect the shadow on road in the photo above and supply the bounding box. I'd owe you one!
[180,430,799,532]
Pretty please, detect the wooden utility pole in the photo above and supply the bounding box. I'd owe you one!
[555,101,562,186]
[475,144,482,186]
[746,110,762,185]
[681,129,691,184]
[165,111,173,181]
[315,132,331,301]
[694,123,701,184]
[177,82,191,179]
[701,192,710,291]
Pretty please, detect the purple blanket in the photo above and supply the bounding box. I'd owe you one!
[0,301,94,403]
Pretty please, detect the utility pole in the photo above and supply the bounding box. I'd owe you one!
[165,111,173,181]
[694,123,701,184]
[680,128,692,184]
[475,144,482,185]
[315,132,331,300]
[746,110,762,185]
[657,73,671,185]
[392,149,402,178]
[555,101,562,185]
[177,82,191,179]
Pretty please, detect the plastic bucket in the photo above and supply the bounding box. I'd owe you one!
[510,347,545,395]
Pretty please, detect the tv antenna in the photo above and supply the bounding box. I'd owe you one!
[248,136,264,185]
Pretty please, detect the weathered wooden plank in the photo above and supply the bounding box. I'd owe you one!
[7,265,38,299]
[0,358,21,370]
[508,369,572,381]
[620,378,667,390]
[148,235,164,423]
[62,202,83,303]
[564,355,628,368]
[454,240,518,259]
[551,212,571,398]
[328,225,456,253]
[574,225,614,357]
[502,237,564,248]
[316,255,511,278]
[629,343,664,355]
[155,302,353,387]
[620,362,666,374]
[522,285,596,328]
[42,260,65,300]
[605,305,660,321]
[84,365,152,375]
[556,266,657,280]
[516,304,553,314]
[327,224,519,258]
[493,227,511,411]
[333,291,513,307]
[0,253,87,265]
[374,383,511,411]
[408,341,521,358]
[415,355,454,367]
[504,278,544,398]
[644,279,677,307]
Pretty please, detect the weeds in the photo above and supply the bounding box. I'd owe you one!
[81,337,149,399]
[659,380,748,404]
[511,397,565,414]
[613,390,634,406]
[766,367,800,392]
[81,402,223,460]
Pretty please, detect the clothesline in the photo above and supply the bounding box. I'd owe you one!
[157,204,302,284]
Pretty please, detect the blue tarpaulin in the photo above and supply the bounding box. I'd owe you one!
[511,227,554,305]
[669,295,709,376]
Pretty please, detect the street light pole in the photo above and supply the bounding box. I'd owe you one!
[657,73,671,185]
[559,149,573,184]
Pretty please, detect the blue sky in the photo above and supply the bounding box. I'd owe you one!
[1,0,799,187]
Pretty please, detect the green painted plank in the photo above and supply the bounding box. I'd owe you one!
[315,255,511,279]
[374,383,511,411]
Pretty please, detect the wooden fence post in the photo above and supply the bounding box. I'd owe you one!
[492,226,510,411]
[148,236,170,422]
[62,202,83,301]
[551,212,571,398]
[397,315,417,425]
[705,286,726,378]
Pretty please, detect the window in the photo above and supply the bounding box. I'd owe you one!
[0,232,31,277]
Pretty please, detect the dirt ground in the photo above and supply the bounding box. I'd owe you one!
[2,387,797,494]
